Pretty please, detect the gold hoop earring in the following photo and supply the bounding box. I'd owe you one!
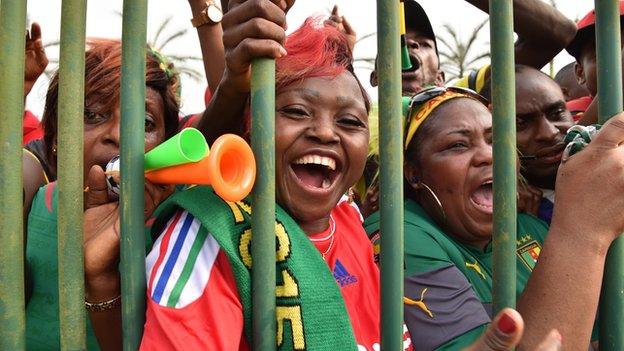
[416,182,446,222]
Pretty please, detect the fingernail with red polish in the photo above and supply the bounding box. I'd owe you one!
[497,312,516,334]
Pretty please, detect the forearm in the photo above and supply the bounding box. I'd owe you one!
[193,75,249,145]
[577,96,598,126]
[516,226,610,350]
[466,0,577,68]
[86,275,123,351]
[188,0,225,90]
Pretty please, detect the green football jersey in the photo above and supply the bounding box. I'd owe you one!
[364,199,548,350]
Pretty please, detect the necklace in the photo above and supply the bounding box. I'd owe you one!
[310,215,336,260]
[321,235,335,260]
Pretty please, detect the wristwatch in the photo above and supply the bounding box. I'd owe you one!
[191,1,223,27]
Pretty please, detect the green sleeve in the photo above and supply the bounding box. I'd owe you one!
[363,210,380,236]
[517,213,549,244]
[404,221,454,277]
[365,209,457,276]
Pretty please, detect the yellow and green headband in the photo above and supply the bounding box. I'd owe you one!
[404,88,486,150]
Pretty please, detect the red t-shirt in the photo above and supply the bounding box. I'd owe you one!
[140,198,411,350]
[567,96,593,122]
[23,110,43,145]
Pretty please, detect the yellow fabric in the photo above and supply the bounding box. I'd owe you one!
[355,103,378,201]
[453,64,490,94]
[399,2,407,35]
[474,64,489,93]
[453,76,469,88]
[404,91,468,150]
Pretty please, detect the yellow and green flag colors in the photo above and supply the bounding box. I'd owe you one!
[399,1,412,71]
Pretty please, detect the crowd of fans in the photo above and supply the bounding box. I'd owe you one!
[16,0,624,350]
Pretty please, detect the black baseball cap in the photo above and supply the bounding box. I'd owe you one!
[403,0,438,57]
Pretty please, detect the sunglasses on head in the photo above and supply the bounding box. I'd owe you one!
[405,86,489,121]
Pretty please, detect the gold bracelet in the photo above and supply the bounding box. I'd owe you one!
[85,295,121,312]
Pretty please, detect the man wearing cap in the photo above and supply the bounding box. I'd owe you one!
[361,0,576,216]
[370,0,576,96]
[566,2,624,126]
[369,1,443,96]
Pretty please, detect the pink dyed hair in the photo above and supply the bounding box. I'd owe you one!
[276,17,370,112]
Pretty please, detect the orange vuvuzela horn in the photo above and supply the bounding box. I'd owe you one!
[145,134,256,202]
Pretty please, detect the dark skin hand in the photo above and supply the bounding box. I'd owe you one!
[84,165,173,351]
[466,0,577,69]
[24,22,48,98]
[194,1,359,146]
[463,308,562,351]
[324,5,356,53]
[516,112,624,350]
[194,0,294,145]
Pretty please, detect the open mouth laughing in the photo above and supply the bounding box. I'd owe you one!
[290,153,341,193]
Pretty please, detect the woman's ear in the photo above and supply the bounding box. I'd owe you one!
[404,162,420,189]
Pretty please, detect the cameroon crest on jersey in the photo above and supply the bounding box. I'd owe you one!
[517,240,541,270]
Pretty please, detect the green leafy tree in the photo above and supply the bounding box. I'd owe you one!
[44,13,204,82]
[137,13,204,82]
[438,19,490,81]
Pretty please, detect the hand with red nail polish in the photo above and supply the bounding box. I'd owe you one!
[463,308,524,351]
[463,308,562,351]
[194,0,297,144]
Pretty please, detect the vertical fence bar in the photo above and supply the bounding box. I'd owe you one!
[250,59,276,350]
[377,0,404,349]
[120,0,148,348]
[489,0,517,314]
[595,0,624,349]
[57,0,87,348]
[0,0,27,349]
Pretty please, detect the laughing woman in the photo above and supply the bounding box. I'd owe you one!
[366,88,550,350]
[83,6,553,351]
[25,39,178,351]
[137,16,387,349]
[365,86,624,350]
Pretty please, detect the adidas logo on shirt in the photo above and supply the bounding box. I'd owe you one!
[333,260,358,287]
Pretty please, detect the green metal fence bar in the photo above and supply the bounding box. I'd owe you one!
[489,0,517,314]
[377,0,404,349]
[56,0,87,348]
[250,58,277,350]
[595,0,624,349]
[0,0,27,349]
[120,0,148,348]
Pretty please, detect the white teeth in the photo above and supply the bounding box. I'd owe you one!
[293,154,336,171]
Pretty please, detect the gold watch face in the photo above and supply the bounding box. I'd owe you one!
[206,4,223,23]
